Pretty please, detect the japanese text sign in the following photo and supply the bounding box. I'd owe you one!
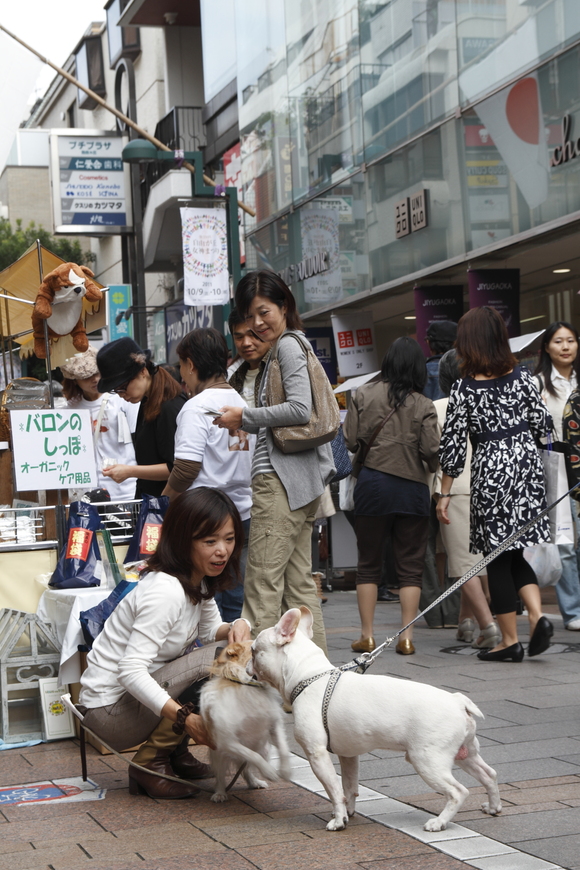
[180,207,229,306]
[331,312,378,377]
[50,132,131,234]
[11,409,97,491]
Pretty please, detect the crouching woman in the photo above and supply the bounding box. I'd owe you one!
[77,487,251,799]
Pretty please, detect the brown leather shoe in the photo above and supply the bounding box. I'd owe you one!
[129,753,200,799]
[170,740,212,780]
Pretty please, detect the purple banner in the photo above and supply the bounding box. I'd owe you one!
[414,286,463,355]
[468,269,520,337]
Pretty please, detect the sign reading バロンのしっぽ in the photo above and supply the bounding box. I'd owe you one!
[10,409,97,491]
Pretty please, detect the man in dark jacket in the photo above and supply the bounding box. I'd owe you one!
[424,320,457,401]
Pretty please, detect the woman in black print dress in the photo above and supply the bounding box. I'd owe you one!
[437,307,554,662]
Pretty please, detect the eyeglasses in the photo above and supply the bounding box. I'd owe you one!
[111,381,131,394]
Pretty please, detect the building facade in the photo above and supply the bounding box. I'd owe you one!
[197,0,580,349]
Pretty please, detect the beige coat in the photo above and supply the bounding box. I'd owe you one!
[344,380,439,484]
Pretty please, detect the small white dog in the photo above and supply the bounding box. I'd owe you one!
[199,641,291,802]
[248,607,502,832]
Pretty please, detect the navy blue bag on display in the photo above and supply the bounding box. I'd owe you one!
[124,495,170,564]
[79,579,138,650]
[330,427,353,483]
[49,502,103,589]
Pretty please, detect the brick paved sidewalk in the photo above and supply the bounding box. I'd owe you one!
[1,587,578,870]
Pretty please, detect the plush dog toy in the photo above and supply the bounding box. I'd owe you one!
[31,263,102,359]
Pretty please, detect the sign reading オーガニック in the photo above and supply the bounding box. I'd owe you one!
[10,409,97,491]
[50,131,131,234]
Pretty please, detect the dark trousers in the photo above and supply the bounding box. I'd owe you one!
[354,514,430,588]
[486,548,538,615]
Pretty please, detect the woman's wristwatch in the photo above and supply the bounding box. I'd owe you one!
[434,492,454,499]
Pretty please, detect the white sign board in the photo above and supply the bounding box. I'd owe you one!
[11,409,97,491]
[51,130,131,234]
[38,678,76,741]
[181,207,229,306]
[331,311,378,377]
[301,209,343,304]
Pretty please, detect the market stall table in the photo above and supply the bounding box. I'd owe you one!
[36,587,111,684]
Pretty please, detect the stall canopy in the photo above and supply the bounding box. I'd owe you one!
[0,243,106,368]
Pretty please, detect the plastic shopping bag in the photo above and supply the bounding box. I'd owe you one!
[79,579,138,649]
[49,502,103,589]
[124,495,169,564]
[523,544,562,588]
[540,449,573,545]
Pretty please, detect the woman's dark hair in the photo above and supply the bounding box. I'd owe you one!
[438,349,461,397]
[62,378,84,401]
[145,487,243,604]
[455,307,517,378]
[143,359,183,422]
[381,336,427,408]
[534,321,580,398]
[234,270,303,331]
[176,328,228,381]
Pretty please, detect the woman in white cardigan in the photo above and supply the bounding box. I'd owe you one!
[78,487,251,799]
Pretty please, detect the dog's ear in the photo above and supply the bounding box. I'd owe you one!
[297,606,314,638]
[273,609,301,645]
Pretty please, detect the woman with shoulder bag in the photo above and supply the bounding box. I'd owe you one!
[213,271,335,651]
[344,337,440,655]
[438,307,553,662]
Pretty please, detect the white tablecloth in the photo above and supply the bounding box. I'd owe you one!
[36,587,111,684]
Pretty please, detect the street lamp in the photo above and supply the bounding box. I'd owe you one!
[121,140,242,290]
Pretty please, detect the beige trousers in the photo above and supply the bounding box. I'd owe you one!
[242,473,327,652]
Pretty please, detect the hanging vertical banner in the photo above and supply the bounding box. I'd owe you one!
[301,209,343,304]
[180,208,229,306]
[468,269,520,337]
[414,286,463,355]
[331,311,378,377]
[107,284,133,342]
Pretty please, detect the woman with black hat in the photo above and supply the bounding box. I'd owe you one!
[97,337,186,498]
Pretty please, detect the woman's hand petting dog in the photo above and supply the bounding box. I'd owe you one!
[184,712,216,749]
[227,618,252,644]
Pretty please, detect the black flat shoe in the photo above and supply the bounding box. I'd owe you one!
[477,642,524,662]
[528,616,554,657]
[377,590,399,602]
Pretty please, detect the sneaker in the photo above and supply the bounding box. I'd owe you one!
[565,618,580,630]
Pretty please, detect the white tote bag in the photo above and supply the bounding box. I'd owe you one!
[540,449,573,545]
[523,544,562,588]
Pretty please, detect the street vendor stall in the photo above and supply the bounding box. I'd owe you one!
[0,241,107,614]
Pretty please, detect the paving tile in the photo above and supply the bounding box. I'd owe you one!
[435,835,516,860]
[358,856,472,870]
[456,801,565,821]
[0,844,86,870]
[487,758,580,782]
[462,806,580,842]
[0,842,35,856]
[466,854,561,870]
[3,814,104,843]
[514,834,580,870]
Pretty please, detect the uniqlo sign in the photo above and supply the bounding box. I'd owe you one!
[331,312,378,377]
[337,330,355,348]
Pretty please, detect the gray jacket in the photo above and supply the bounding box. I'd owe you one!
[242,330,335,510]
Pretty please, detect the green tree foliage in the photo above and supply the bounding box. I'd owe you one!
[0,218,96,272]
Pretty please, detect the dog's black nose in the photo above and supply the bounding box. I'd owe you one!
[73,287,82,294]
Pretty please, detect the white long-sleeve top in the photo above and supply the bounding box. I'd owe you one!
[79,571,223,716]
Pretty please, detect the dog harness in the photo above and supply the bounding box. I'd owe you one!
[290,668,350,753]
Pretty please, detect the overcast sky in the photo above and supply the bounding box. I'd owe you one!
[1,0,108,109]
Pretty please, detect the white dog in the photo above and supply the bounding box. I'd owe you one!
[248,607,502,832]
[199,641,291,802]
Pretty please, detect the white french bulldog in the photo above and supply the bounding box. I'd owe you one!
[248,606,502,832]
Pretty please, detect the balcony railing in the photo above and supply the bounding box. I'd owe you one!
[140,106,206,211]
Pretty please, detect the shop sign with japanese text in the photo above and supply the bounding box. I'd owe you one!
[50,131,132,234]
[10,409,97,491]
[331,311,378,378]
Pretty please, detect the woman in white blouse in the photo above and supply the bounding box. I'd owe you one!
[78,487,251,799]
[534,321,580,631]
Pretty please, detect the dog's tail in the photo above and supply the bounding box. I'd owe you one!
[219,742,281,783]
[454,693,484,720]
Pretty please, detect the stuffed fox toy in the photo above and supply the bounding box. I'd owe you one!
[31,263,102,359]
